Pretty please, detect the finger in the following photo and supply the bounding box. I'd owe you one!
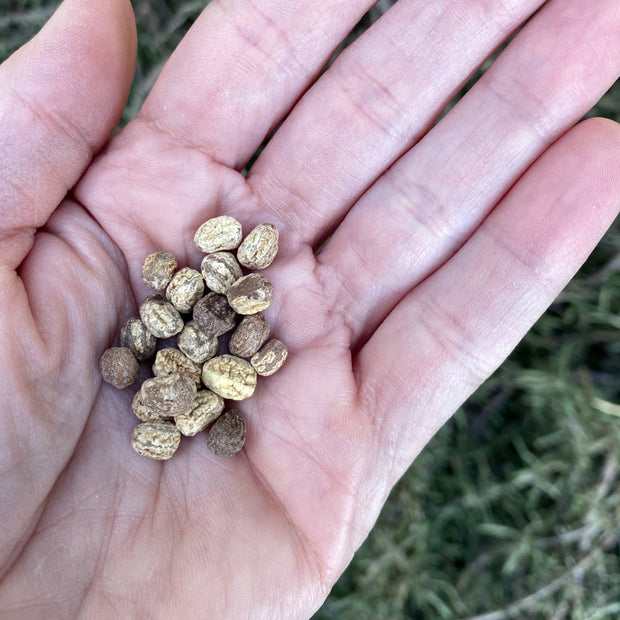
[0,0,136,270]
[243,0,544,249]
[138,0,374,169]
[356,117,620,488]
[317,0,620,345]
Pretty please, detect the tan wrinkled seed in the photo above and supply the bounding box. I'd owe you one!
[207,409,247,456]
[120,317,157,361]
[175,390,225,436]
[237,223,279,270]
[177,321,218,363]
[229,314,270,358]
[141,251,177,290]
[153,348,202,387]
[166,267,205,313]
[251,339,288,376]
[132,391,171,422]
[227,273,273,315]
[202,355,257,400]
[140,373,197,417]
[194,216,242,253]
[139,295,184,339]
[201,252,243,294]
[131,421,181,460]
[100,347,139,389]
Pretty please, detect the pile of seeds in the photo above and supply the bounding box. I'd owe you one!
[99,216,288,460]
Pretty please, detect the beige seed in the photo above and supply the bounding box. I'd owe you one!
[250,339,288,376]
[177,321,218,364]
[153,348,202,387]
[201,252,243,295]
[100,347,139,389]
[194,216,242,253]
[131,421,181,460]
[141,251,177,290]
[120,317,157,361]
[226,273,273,315]
[140,373,197,417]
[139,295,184,339]
[165,267,205,313]
[175,390,225,436]
[237,223,279,270]
[202,355,257,400]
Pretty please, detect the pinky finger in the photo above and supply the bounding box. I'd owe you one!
[357,118,620,485]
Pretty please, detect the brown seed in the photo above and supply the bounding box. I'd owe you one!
[120,317,157,362]
[153,348,202,387]
[193,292,237,338]
[132,390,171,422]
[201,252,243,295]
[237,223,279,270]
[131,421,181,460]
[207,409,247,456]
[100,347,139,389]
[139,295,184,339]
[202,355,257,400]
[177,321,218,364]
[250,339,288,376]
[226,273,273,315]
[140,373,197,417]
[194,216,242,253]
[165,267,205,313]
[141,251,177,290]
[175,390,225,436]
[229,314,270,358]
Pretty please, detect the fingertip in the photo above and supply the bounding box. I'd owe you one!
[565,117,620,178]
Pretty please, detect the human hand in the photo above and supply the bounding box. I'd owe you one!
[0,0,618,617]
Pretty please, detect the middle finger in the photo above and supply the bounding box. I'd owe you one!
[245,0,545,250]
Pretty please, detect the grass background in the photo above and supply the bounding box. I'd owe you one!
[2,1,619,618]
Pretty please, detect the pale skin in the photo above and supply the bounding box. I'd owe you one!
[0,0,619,616]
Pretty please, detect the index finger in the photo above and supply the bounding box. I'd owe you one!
[138,0,374,169]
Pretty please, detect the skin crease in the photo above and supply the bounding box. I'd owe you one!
[0,0,619,617]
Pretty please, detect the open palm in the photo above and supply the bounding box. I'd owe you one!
[1,0,619,617]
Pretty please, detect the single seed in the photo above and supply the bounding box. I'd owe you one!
[153,348,202,387]
[229,314,270,358]
[141,251,177,290]
[250,339,288,376]
[140,373,197,417]
[120,317,157,361]
[202,355,257,400]
[207,409,247,456]
[201,252,243,295]
[177,321,218,363]
[175,390,225,436]
[193,292,237,337]
[139,295,184,339]
[131,421,181,460]
[237,223,279,270]
[100,347,139,389]
[194,216,242,253]
[227,273,273,315]
[166,267,205,313]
